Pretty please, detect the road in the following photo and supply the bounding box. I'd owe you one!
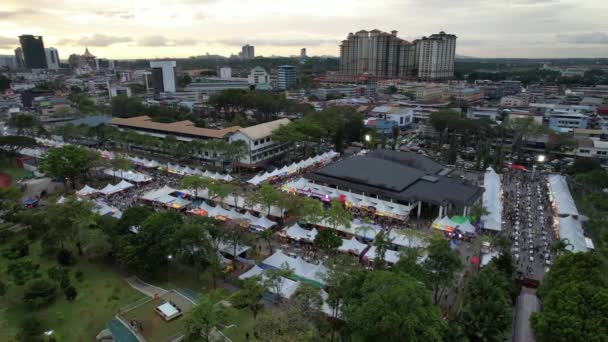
[513,287,540,342]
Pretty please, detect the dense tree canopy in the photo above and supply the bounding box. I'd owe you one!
[39,145,100,189]
[342,270,446,341]
[531,253,608,342]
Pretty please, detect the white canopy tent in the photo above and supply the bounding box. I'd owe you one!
[547,175,579,217]
[284,223,318,242]
[337,237,368,255]
[99,184,121,196]
[261,250,327,285]
[76,185,98,197]
[557,216,588,253]
[481,167,503,231]
[364,246,401,264]
[247,151,339,185]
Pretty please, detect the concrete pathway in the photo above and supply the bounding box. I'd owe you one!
[125,276,168,298]
[512,287,540,342]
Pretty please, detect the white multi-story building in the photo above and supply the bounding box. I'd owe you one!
[219,67,232,79]
[229,118,291,166]
[150,60,177,93]
[500,95,529,108]
[576,138,608,161]
[248,66,270,85]
[44,47,60,70]
[416,31,457,80]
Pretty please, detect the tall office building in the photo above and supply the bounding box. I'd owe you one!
[300,48,307,58]
[219,66,232,79]
[14,48,25,68]
[277,65,296,90]
[416,32,457,80]
[150,60,177,93]
[241,44,255,59]
[339,30,456,81]
[45,48,60,70]
[19,35,47,69]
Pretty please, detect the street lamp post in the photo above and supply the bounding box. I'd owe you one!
[167,254,173,288]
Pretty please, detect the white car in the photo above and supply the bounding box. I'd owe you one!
[529,256,534,262]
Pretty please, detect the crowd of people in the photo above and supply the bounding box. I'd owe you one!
[503,169,554,280]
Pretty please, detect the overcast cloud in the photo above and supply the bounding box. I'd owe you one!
[0,0,607,59]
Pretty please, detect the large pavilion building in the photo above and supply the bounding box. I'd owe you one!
[305,149,483,219]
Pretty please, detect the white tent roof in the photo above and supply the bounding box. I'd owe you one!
[389,230,428,248]
[365,246,401,264]
[284,223,317,242]
[557,216,588,253]
[548,174,579,217]
[481,167,502,231]
[76,185,98,196]
[115,180,134,191]
[141,185,176,201]
[252,215,276,230]
[99,184,121,196]
[261,250,327,284]
[457,221,476,234]
[337,237,367,255]
[156,194,177,204]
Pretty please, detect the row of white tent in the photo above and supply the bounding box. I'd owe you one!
[481,167,503,232]
[128,156,160,168]
[103,169,153,183]
[162,163,234,181]
[76,180,135,196]
[547,174,592,253]
[57,196,122,219]
[35,138,66,148]
[247,151,339,185]
[283,177,413,219]
[195,202,277,230]
[282,223,369,255]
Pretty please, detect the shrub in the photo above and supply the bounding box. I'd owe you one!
[75,270,84,282]
[57,249,76,266]
[7,260,40,285]
[64,286,77,301]
[17,316,43,339]
[2,239,28,260]
[23,279,56,308]
[0,280,6,297]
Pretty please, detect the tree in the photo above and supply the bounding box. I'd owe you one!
[43,197,96,253]
[296,197,325,224]
[386,85,398,94]
[23,279,57,308]
[469,204,489,224]
[174,217,220,277]
[109,157,132,180]
[459,266,513,341]
[391,125,400,150]
[372,231,393,269]
[314,229,342,256]
[342,271,446,341]
[116,212,182,275]
[39,145,100,190]
[223,219,248,259]
[264,262,293,303]
[0,74,10,91]
[0,135,36,154]
[0,280,6,297]
[253,307,316,341]
[8,114,38,135]
[64,285,78,301]
[0,186,22,216]
[259,228,274,254]
[248,184,280,216]
[424,236,463,305]
[323,199,351,231]
[184,294,226,342]
[81,229,112,261]
[531,253,608,342]
[180,175,211,199]
[291,283,323,317]
[231,276,265,319]
[113,205,154,236]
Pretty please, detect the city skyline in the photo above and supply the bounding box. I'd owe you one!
[1,0,608,59]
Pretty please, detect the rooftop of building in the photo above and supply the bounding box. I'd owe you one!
[235,118,290,140]
[110,116,240,139]
[305,149,482,207]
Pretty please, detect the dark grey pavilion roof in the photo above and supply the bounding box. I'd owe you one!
[306,150,483,207]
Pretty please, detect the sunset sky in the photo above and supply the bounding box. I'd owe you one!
[1,0,607,60]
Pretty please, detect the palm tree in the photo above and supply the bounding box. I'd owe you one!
[179,175,211,199]
[373,231,394,269]
[469,204,490,224]
[550,238,573,256]
[324,199,352,232]
[110,157,132,181]
[260,229,274,254]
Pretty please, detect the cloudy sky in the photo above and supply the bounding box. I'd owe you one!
[1,0,607,60]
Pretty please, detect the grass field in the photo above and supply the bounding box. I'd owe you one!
[0,159,33,185]
[120,291,195,342]
[222,308,257,342]
[0,240,144,341]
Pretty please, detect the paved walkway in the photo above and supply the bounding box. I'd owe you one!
[513,287,540,342]
[125,276,168,298]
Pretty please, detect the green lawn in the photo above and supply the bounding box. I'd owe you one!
[120,294,190,342]
[0,165,33,185]
[0,240,144,341]
[221,307,257,342]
